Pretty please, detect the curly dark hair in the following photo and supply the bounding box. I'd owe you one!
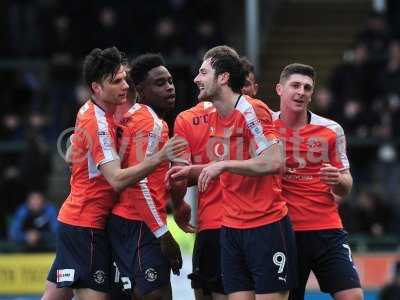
[82,46,127,92]
[129,53,166,86]
[240,56,255,77]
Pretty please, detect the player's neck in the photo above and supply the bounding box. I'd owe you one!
[280,108,308,130]
[150,105,166,119]
[213,90,240,118]
[92,96,117,114]
[115,100,135,122]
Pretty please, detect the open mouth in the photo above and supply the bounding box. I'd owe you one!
[293,99,304,104]
[166,94,175,101]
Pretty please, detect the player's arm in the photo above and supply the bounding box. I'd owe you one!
[168,161,197,233]
[197,142,283,192]
[216,141,283,176]
[166,163,208,184]
[321,125,353,197]
[320,164,353,197]
[169,114,195,232]
[100,136,187,192]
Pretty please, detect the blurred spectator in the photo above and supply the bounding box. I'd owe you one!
[374,141,400,201]
[379,260,400,300]
[311,87,336,120]
[46,14,79,139]
[92,7,127,51]
[187,20,222,59]
[8,191,58,252]
[351,191,395,236]
[330,43,370,104]
[18,124,52,192]
[153,17,184,57]
[375,40,400,137]
[0,113,23,141]
[7,70,35,118]
[357,12,391,63]
[330,43,377,137]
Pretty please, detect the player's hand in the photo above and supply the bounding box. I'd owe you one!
[159,231,182,275]
[173,201,196,233]
[165,165,191,189]
[198,161,224,193]
[159,136,187,162]
[319,163,341,186]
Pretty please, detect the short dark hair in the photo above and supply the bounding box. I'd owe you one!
[83,46,127,92]
[240,56,255,77]
[280,63,316,84]
[129,53,166,86]
[203,45,245,93]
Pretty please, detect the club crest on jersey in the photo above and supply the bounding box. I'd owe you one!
[307,138,322,149]
[144,268,158,282]
[93,270,106,284]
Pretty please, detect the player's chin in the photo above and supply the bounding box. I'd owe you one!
[197,92,210,102]
[116,96,127,104]
[164,103,175,111]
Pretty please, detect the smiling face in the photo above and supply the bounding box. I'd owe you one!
[194,58,221,102]
[138,66,176,112]
[92,65,129,106]
[241,72,259,97]
[276,74,314,113]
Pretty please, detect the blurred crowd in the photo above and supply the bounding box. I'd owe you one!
[310,11,400,246]
[0,1,399,251]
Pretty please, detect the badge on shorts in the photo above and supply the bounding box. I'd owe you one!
[93,270,106,284]
[144,268,158,282]
[56,269,75,282]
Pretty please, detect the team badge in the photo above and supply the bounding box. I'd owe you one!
[144,268,158,282]
[93,270,106,284]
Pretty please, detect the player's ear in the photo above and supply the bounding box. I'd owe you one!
[219,72,230,85]
[254,83,259,95]
[275,83,282,96]
[135,82,144,94]
[91,82,102,94]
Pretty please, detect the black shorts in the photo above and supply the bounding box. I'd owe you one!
[221,216,297,294]
[47,221,111,293]
[107,214,170,296]
[290,229,361,299]
[109,261,132,300]
[189,229,225,295]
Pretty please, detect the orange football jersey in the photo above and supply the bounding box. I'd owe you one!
[208,95,287,229]
[58,100,119,229]
[112,103,169,237]
[273,111,349,231]
[174,101,222,231]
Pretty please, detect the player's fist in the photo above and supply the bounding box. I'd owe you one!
[319,163,340,186]
[159,136,187,162]
[159,231,182,275]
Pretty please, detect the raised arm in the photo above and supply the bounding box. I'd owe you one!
[101,136,187,192]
